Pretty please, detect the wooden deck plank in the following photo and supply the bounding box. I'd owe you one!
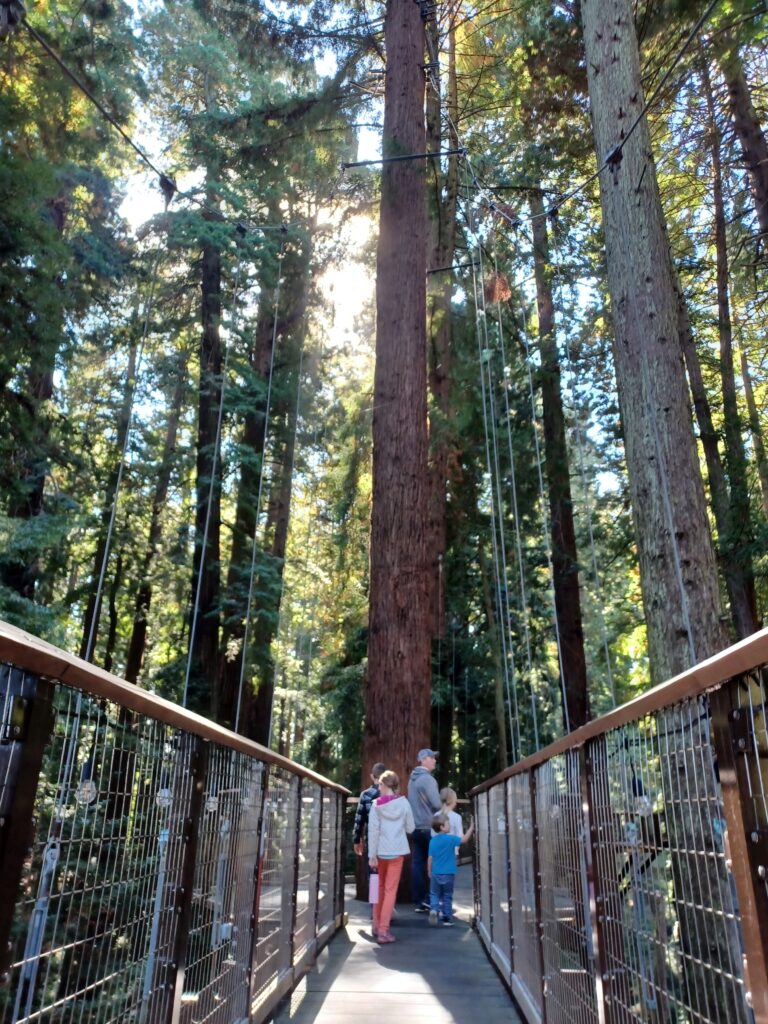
[271,865,522,1023]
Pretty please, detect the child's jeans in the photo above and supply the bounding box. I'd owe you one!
[429,873,455,921]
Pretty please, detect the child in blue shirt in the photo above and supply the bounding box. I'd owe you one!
[427,811,474,926]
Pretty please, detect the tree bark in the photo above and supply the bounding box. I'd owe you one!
[740,349,768,518]
[717,43,768,238]
[582,0,728,683]
[366,0,431,786]
[529,191,589,730]
[187,220,223,714]
[703,59,758,638]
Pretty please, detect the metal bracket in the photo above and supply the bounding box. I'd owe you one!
[748,828,768,879]
[1,696,31,743]
[729,707,754,756]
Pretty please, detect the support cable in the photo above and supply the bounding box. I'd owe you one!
[234,246,285,734]
[183,252,246,709]
[83,243,164,663]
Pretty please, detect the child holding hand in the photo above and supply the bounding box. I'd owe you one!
[427,811,474,927]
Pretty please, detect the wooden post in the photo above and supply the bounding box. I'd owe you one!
[709,682,768,1024]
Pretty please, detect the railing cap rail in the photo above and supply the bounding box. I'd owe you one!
[0,619,349,795]
[470,626,768,795]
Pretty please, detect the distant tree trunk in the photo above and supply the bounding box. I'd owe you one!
[366,0,431,786]
[740,349,768,518]
[582,0,728,682]
[79,340,138,662]
[703,59,758,637]
[124,351,188,684]
[478,538,509,771]
[103,551,123,673]
[529,191,589,730]
[188,220,223,714]
[218,241,310,732]
[717,42,768,237]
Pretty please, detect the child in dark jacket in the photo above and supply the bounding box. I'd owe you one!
[427,811,474,926]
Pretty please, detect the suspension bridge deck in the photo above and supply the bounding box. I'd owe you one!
[274,866,521,1024]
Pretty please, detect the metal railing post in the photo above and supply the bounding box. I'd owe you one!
[486,791,494,941]
[313,785,325,943]
[503,779,515,980]
[580,743,611,1024]
[289,776,303,967]
[0,671,54,983]
[336,792,345,922]
[246,763,270,1020]
[529,768,548,1024]
[167,734,209,1024]
[709,680,768,1024]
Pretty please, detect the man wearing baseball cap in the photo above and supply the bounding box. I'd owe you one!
[407,748,441,912]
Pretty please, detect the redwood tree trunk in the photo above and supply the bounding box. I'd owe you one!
[188,226,223,714]
[530,191,589,730]
[582,0,728,683]
[366,0,431,785]
[741,349,768,518]
[718,44,768,237]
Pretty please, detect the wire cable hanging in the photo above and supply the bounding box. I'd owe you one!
[182,250,247,709]
[234,246,285,735]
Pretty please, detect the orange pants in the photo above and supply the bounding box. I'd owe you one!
[372,856,404,933]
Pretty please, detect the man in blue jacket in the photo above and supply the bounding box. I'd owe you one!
[407,748,441,911]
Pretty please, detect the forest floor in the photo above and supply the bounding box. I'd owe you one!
[272,864,522,1023]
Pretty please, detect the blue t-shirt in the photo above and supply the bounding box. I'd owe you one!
[429,833,461,875]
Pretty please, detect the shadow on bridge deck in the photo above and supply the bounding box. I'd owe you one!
[272,865,521,1023]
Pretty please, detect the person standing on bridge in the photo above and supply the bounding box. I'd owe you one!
[368,770,414,944]
[353,761,386,859]
[407,748,441,912]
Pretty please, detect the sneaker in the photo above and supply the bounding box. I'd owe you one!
[378,931,396,944]
[414,904,429,913]
[428,910,438,926]
[442,919,453,927]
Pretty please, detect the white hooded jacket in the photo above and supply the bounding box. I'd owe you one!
[368,795,415,858]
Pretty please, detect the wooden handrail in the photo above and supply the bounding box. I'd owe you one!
[0,618,349,795]
[471,626,768,795]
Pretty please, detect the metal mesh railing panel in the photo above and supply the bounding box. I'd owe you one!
[177,746,263,1024]
[535,752,598,1024]
[1,687,186,1024]
[507,772,542,1017]
[316,792,337,932]
[293,782,321,961]
[489,782,511,965]
[476,791,491,935]
[251,767,299,1011]
[734,668,768,895]
[589,700,748,1024]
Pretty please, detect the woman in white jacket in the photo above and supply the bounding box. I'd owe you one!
[367,770,415,944]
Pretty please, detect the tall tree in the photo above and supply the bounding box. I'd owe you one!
[581,0,728,682]
[366,0,431,783]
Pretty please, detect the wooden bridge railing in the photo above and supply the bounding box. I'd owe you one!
[0,621,348,1024]
[471,628,768,1024]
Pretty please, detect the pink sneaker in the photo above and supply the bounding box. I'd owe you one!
[377,931,396,944]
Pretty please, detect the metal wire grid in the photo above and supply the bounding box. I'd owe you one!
[476,791,491,936]
[177,746,264,1024]
[535,752,599,1024]
[506,772,543,1018]
[735,668,768,907]
[588,699,749,1024]
[489,783,511,967]
[250,767,299,1013]
[293,782,321,962]
[2,686,188,1024]
[316,792,337,934]
[0,665,37,815]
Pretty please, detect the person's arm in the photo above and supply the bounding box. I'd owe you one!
[368,803,380,868]
[405,801,415,835]
[460,816,475,843]
[428,776,442,813]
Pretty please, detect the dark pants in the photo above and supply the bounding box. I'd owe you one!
[411,828,431,906]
